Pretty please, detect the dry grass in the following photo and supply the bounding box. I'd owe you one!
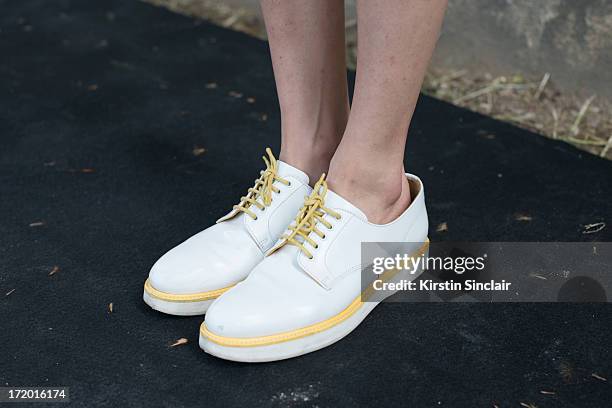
[145,0,612,160]
[147,0,265,37]
[424,69,612,159]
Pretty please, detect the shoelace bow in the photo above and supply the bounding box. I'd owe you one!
[233,148,290,220]
[268,174,341,259]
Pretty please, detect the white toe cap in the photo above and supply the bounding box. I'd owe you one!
[148,221,263,295]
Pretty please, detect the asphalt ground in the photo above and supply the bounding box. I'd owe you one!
[1,1,610,406]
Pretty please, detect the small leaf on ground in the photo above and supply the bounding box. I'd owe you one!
[170,338,189,347]
[591,373,607,382]
[193,146,207,156]
[539,390,555,395]
[68,168,96,173]
[436,222,448,232]
[48,266,60,276]
[582,222,605,234]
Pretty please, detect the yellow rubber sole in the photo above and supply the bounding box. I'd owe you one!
[200,295,364,347]
[200,239,430,347]
[143,278,233,303]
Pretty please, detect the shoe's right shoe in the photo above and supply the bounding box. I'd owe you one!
[199,173,428,362]
[143,148,311,316]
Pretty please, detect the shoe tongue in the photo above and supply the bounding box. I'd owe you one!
[324,188,368,222]
[277,161,309,185]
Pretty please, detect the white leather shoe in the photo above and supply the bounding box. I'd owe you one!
[199,173,429,361]
[143,149,311,316]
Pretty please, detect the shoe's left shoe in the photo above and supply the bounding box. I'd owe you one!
[143,148,311,316]
[199,173,429,362]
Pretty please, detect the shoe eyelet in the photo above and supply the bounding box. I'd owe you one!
[314,244,319,249]
[308,255,314,260]
[254,216,258,220]
[322,234,326,240]
[288,181,292,187]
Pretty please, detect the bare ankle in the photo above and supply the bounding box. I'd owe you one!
[280,142,337,185]
[326,166,411,224]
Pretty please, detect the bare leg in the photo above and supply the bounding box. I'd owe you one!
[260,0,350,182]
[328,0,447,223]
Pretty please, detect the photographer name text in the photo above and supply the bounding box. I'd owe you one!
[373,279,511,292]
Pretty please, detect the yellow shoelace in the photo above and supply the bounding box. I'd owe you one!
[233,148,290,220]
[268,174,341,259]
